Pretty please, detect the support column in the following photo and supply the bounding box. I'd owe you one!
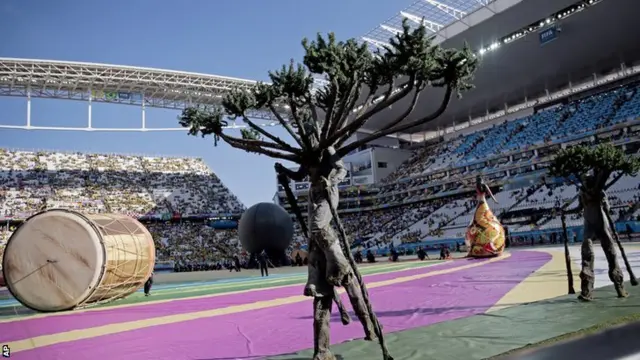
[88,94,93,129]
[142,99,147,130]
[26,87,32,128]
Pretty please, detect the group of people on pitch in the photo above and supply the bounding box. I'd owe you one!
[141,250,271,298]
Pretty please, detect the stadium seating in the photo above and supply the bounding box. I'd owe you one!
[0,150,244,266]
[1,82,639,267]
[337,82,640,252]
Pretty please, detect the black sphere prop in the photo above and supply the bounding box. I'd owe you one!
[238,202,294,253]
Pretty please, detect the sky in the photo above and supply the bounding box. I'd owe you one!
[0,0,416,207]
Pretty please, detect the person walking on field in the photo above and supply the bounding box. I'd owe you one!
[259,250,269,277]
[144,271,154,296]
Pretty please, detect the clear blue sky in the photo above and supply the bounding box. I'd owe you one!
[0,0,412,206]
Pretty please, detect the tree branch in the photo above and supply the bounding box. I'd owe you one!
[320,80,340,143]
[604,171,625,191]
[276,163,308,182]
[241,115,302,154]
[335,85,452,158]
[268,104,305,149]
[218,132,301,163]
[322,78,414,149]
[306,95,320,127]
[286,101,313,151]
[327,78,363,141]
[327,74,360,133]
[337,82,423,149]
[595,169,611,191]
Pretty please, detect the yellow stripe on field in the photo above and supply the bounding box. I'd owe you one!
[8,254,508,353]
[487,249,580,312]
[0,261,443,323]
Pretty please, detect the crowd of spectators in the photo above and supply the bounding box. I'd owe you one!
[0,149,245,268]
[378,83,640,195]
[147,222,241,263]
[1,84,639,269]
[0,150,244,218]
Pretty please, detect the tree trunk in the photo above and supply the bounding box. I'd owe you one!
[578,238,595,301]
[603,210,638,286]
[580,190,627,300]
[305,178,376,349]
[560,212,576,294]
[313,296,335,360]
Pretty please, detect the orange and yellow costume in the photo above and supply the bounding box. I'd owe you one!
[465,180,506,258]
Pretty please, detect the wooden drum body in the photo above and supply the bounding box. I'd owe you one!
[2,209,155,312]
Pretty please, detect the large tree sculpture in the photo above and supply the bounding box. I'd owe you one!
[549,143,640,301]
[179,20,477,360]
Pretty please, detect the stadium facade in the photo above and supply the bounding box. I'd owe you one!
[273,0,640,251]
[1,0,639,262]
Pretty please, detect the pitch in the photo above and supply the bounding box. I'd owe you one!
[1,245,639,360]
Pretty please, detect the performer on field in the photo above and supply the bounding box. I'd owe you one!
[259,250,269,277]
[144,271,154,296]
[465,176,506,258]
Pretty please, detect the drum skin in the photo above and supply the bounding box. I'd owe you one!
[2,209,155,312]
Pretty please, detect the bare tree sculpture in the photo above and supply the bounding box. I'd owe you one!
[550,143,640,301]
[179,20,477,360]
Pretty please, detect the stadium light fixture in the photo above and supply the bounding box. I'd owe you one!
[477,0,603,57]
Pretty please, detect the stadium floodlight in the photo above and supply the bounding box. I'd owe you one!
[178,18,477,360]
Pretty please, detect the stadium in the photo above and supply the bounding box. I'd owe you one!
[1,0,640,359]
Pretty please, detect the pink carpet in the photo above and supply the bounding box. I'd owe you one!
[10,251,550,360]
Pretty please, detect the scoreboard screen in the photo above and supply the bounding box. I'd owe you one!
[208,216,239,229]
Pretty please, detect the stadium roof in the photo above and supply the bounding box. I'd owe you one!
[0,58,279,125]
[0,0,637,137]
[360,0,640,135]
[361,0,502,50]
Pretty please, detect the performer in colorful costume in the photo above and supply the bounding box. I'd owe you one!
[465,176,506,258]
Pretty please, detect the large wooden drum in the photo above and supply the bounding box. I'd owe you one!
[2,209,155,312]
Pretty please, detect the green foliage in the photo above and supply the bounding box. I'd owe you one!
[178,107,227,145]
[549,143,640,186]
[178,17,478,159]
[240,128,261,141]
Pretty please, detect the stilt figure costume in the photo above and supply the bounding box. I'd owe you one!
[577,182,627,300]
[274,134,376,358]
[465,176,505,258]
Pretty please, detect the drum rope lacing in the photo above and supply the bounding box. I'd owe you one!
[84,216,153,306]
